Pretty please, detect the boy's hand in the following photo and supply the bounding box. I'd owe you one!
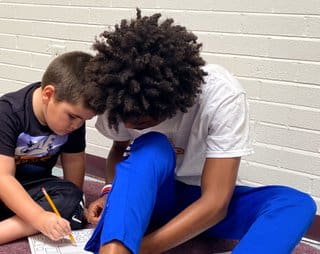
[85,196,105,224]
[34,211,72,241]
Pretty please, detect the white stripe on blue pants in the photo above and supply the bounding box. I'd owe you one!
[85,132,316,254]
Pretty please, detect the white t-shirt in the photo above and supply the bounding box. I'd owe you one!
[96,64,253,186]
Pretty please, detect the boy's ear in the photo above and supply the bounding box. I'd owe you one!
[41,84,56,104]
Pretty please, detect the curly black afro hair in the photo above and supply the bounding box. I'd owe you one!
[86,9,207,130]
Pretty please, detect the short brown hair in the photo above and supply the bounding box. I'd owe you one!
[42,51,107,114]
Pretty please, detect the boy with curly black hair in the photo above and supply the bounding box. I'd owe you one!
[0,51,107,244]
[85,10,316,254]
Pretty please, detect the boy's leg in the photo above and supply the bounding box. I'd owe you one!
[216,185,316,254]
[25,177,85,229]
[175,183,316,254]
[85,132,176,254]
[0,216,37,244]
[0,176,84,244]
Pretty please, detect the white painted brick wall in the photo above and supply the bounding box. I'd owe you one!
[1,1,320,211]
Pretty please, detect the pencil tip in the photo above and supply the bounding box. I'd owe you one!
[69,234,77,246]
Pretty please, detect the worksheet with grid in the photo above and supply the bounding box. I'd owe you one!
[28,228,94,254]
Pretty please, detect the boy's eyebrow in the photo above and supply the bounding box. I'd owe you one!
[70,112,85,120]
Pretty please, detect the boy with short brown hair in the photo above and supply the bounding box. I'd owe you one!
[0,51,106,244]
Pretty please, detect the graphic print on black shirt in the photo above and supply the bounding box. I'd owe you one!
[15,133,68,165]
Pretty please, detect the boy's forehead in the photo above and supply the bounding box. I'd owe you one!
[61,101,96,119]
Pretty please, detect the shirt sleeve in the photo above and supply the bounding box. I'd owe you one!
[202,65,253,158]
[0,102,20,157]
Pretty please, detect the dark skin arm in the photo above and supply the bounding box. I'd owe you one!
[140,157,240,253]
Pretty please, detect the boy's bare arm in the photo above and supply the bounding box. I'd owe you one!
[140,157,240,254]
[0,154,72,241]
[60,151,86,189]
[0,154,43,222]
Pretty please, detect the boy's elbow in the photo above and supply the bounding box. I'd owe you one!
[213,204,228,222]
[204,199,230,223]
[218,205,228,221]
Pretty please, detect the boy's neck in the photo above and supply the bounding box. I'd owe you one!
[32,87,47,126]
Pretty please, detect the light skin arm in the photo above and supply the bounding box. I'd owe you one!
[60,151,86,189]
[85,140,129,225]
[140,157,240,254]
[0,155,72,244]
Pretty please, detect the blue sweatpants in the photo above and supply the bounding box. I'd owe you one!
[85,132,316,254]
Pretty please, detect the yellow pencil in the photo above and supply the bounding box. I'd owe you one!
[41,187,77,245]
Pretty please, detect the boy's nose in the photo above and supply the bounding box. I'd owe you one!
[71,119,84,130]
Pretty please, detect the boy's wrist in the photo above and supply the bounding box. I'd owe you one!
[100,183,112,197]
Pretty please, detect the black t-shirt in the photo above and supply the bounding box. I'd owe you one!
[0,82,86,179]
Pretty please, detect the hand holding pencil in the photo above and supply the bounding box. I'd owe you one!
[41,187,77,245]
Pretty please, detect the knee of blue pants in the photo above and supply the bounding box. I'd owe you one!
[108,132,176,194]
[289,188,317,227]
[123,131,176,185]
[267,186,316,227]
[231,186,317,254]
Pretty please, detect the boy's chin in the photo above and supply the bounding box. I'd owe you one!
[53,130,70,136]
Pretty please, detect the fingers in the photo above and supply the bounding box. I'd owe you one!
[88,215,100,225]
[85,207,100,224]
[41,213,72,241]
[86,202,104,223]
[56,217,71,236]
[47,218,68,240]
[85,197,106,224]
[48,220,66,241]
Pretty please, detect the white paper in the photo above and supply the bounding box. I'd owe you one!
[28,228,94,254]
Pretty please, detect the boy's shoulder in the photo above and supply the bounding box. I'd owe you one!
[202,64,245,94]
[197,64,246,115]
[0,82,40,113]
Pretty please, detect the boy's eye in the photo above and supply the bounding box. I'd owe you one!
[68,114,76,120]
